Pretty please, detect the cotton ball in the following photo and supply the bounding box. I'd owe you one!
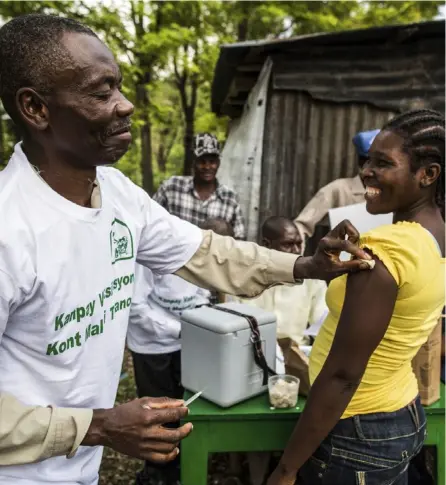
[360,259,375,269]
[269,378,299,409]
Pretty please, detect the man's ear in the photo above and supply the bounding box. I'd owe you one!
[16,88,49,131]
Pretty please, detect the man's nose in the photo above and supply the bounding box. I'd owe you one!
[117,94,134,118]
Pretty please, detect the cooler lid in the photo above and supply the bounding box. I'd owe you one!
[181,302,276,334]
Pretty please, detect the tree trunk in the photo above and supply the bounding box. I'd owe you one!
[183,107,195,176]
[237,3,250,41]
[157,135,167,173]
[237,16,249,41]
[136,83,154,194]
[130,0,164,195]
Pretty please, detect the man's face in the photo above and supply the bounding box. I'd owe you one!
[268,224,303,255]
[39,32,134,167]
[194,155,220,183]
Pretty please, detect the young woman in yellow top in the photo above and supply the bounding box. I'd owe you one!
[268,109,445,485]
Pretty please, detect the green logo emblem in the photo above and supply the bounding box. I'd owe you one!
[110,218,134,264]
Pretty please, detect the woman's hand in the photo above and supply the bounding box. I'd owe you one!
[266,465,297,485]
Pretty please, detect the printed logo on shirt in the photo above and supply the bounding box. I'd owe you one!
[110,218,134,264]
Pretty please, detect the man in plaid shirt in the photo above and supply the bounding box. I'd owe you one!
[153,133,246,240]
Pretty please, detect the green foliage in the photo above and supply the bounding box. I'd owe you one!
[0,0,443,183]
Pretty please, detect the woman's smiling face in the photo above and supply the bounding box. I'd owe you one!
[361,130,428,215]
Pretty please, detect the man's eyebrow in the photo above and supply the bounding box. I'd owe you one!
[83,71,122,89]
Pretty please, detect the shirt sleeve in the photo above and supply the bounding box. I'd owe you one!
[152,182,168,209]
[136,196,203,275]
[232,202,246,240]
[175,230,298,298]
[0,270,92,465]
[359,225,417,287]
[0,393,92,466]
[294,182,340,239]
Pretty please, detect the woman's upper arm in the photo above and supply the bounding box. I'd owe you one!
[323,255,398,380]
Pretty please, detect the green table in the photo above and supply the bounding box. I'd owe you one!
[181,384,445,485]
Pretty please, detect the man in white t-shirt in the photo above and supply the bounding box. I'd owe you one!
[128,219,233,485]
[0,14,374,485]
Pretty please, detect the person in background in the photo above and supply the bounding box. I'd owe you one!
[294,129,380,245]
[128,218,234,485]
[239,216,327,349]
[154,133,246,240]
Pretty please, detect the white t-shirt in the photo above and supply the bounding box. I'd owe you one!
[0,144,202,485]
[127,265,210,355]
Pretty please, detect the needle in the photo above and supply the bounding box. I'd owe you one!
[141,389,205,410]
[184,389,204,406]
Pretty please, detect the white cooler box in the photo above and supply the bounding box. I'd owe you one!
[181,302,277,407]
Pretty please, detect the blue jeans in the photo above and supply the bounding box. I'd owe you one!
[298,397,426,485]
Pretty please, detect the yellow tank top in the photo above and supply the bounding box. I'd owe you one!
[309,222,445,418]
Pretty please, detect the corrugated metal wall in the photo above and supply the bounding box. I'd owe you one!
[259,91,396,230]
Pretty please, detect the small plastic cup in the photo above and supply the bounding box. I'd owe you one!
[268,374,300,409]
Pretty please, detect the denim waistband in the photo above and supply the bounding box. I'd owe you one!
[331,396,426,442]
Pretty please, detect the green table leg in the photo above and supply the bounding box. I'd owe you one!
[181,422,209,485]
[425,414,445,485]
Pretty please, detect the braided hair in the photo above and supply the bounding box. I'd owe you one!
[383,109,445,219]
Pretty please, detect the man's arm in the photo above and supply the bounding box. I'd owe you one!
[294,181,340,240]
[268,256,397,484]
[0,394,92,465]
[0,393,191,466]
[176,221,373,297]
[175,230,296,298]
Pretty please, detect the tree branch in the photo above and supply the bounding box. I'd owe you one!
[129,0,139,36]
[173,56,182,85]
[191,75,198,114]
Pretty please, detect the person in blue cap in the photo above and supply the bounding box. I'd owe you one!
[353,129,381,164]
[294,129,380,245]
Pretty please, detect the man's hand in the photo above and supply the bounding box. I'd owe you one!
[293,220,373,281]
[82,397,191,462]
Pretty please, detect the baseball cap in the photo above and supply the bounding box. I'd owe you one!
[194,133,220,158]
[352,129,380,157]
